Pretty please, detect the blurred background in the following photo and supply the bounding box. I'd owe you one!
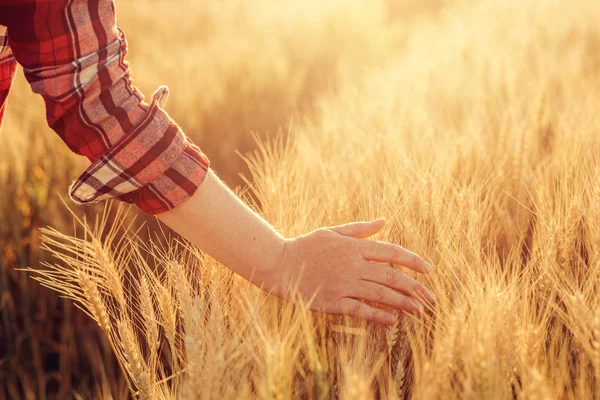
[2,0,600,398]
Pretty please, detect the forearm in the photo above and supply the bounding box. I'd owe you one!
[156,168,287,290]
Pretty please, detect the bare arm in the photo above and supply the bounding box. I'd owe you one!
[157,169,435,326]
[157,169,287,291]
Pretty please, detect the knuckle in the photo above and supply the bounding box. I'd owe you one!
[314,228,332,238]
[385,268,397,285]
[374,285,386,300]
[349,301,362,316]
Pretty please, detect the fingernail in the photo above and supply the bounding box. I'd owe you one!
[426,289,436,302]
[411,299,424,314]
[423,261,433,272]
[418,287,436,303]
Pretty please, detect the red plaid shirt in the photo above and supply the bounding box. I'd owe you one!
[0,0,210,215]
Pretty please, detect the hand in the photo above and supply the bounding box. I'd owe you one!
[270,218,435,326]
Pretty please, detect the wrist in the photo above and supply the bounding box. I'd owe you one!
[253,234,289,294]
[262,236,301,299]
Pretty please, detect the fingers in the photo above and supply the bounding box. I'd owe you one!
[326,218,385,239]
[358,239,432,273]
[348,280,424,316]
[360,262,436,304]
[336,297,397,326]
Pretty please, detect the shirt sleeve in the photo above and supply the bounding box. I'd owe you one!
[0,31,17,130]
[1,0,210,216]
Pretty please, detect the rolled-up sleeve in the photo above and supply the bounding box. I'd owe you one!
[0,0,210,215]
[0,30,17,130]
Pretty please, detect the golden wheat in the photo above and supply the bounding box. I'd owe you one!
[9,0,600,398]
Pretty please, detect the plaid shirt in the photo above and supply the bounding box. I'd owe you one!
[0,0,210,215]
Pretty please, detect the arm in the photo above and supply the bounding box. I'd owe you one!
[157,169,287,291]
[2,1,435,326]
[158,169,436,326]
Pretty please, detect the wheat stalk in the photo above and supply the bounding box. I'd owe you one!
[592,309,600,396]
[155,281,178,372]
[77,270,111,333]
[118,319,153,399]
[139,276,159,362]
[394,355,406,400]
[386,313,400,359]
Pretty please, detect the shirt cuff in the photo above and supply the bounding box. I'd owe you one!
[68,86,210,215]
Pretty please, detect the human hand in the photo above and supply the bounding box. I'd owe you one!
[270,218,435,326]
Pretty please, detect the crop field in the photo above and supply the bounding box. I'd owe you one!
[1,0,600,398]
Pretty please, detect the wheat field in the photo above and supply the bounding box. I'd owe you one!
[2,0,600,398]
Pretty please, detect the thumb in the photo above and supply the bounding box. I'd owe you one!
[326,218,386,239]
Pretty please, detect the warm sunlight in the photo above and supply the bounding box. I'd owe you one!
[1,0,599,398]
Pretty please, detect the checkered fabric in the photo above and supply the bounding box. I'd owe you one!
[0,29,16,129]
[0,1,210,215]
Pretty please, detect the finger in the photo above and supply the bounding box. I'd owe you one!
[360,262,436,304]
[358,240,432,273]
[348,280,424,315]
[336,298,397,326]
[326,218,385,239]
